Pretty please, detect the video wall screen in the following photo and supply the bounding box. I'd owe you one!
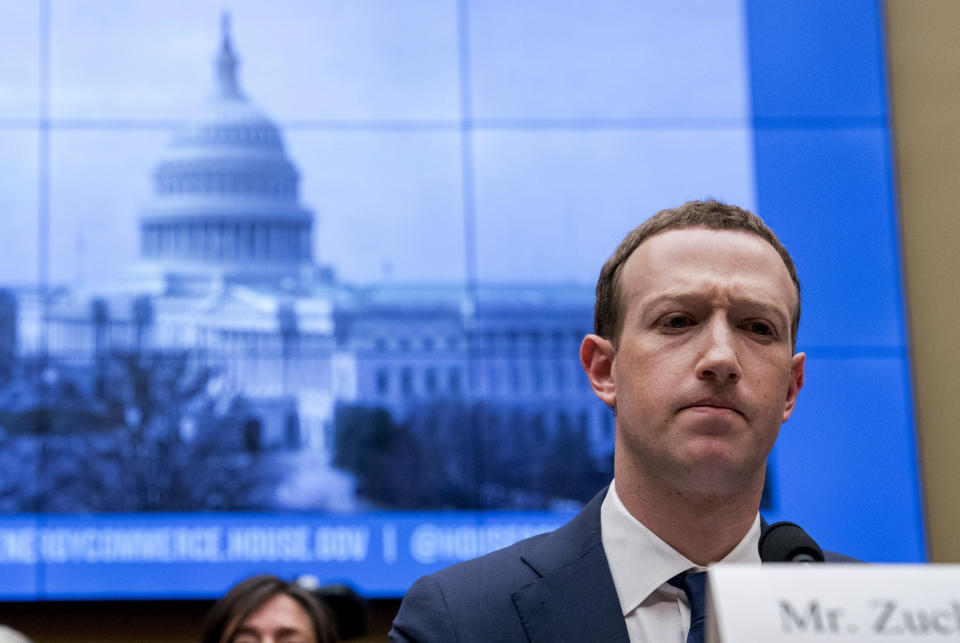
[0,0,924,599]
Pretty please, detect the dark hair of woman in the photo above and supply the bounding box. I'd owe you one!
[201,574,338,643]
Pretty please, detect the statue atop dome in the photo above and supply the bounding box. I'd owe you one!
[216,11,244,99]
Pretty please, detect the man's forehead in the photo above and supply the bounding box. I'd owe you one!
[626,226,776,263]
[620,227,796,307]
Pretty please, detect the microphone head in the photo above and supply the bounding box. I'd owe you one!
[759,521,825,562]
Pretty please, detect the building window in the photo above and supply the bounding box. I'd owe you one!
[531,364,543,393]
[376,368,390,396]
[486,364,498,394]
[550,330,563,348]
[576,409,587,431]
[424,368,437,394]
[531,412,546,442]
[242,223,255,259]
[401,368,414,397]
[528,330,541,350]
[554,363,566,392]
[448,367,461,393]
[422,336,435,351]
[284,412,301,449]
[243,418,263,453]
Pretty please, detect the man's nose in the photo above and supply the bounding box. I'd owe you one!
[695,318,741,384]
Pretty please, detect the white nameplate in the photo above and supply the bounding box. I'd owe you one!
[707,564,960,642]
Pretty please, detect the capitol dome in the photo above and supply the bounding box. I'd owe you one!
[138,16,314,291]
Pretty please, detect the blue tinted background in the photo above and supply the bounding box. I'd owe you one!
[746,0,923,561]
[0,0,925,600]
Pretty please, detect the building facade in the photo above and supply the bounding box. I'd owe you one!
[10,20,611,509]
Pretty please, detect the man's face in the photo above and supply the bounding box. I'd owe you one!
[585,227,804,496]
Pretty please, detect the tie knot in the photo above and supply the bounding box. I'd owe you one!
[668,570,707,600]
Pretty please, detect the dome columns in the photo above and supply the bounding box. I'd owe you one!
[142,219,312,265]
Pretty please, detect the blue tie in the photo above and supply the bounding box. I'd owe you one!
[669,571,707,643]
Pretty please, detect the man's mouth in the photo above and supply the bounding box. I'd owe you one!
[680,398,744,418]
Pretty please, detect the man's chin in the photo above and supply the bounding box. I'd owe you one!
[683,433,744,459]
[677,410,747,437]
[677,447,765,493]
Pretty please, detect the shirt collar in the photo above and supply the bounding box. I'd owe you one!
[600,479,761,616]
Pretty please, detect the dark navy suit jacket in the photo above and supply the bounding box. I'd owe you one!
[389,487,852,642]
[390,488,625,642]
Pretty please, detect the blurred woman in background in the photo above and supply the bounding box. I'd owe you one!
[202,575,338,643]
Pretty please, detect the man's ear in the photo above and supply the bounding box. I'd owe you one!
[782,351,805,422]
[580,334,617,407]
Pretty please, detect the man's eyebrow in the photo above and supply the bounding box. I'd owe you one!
[641,292,791,322]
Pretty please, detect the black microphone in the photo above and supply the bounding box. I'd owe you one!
[759,521,825,562]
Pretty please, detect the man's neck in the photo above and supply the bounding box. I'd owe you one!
[613,467,763,566]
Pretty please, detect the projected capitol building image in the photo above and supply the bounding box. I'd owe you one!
[7,20,612,511]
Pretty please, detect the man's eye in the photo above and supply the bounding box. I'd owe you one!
[662,315,693,329]
[748,321,772,336]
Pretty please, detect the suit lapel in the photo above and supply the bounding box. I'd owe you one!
[510,488,630,642]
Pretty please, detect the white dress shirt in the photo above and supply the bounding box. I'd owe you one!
[600,480,761,643]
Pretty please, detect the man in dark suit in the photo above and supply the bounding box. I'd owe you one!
[391,201,822,642]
